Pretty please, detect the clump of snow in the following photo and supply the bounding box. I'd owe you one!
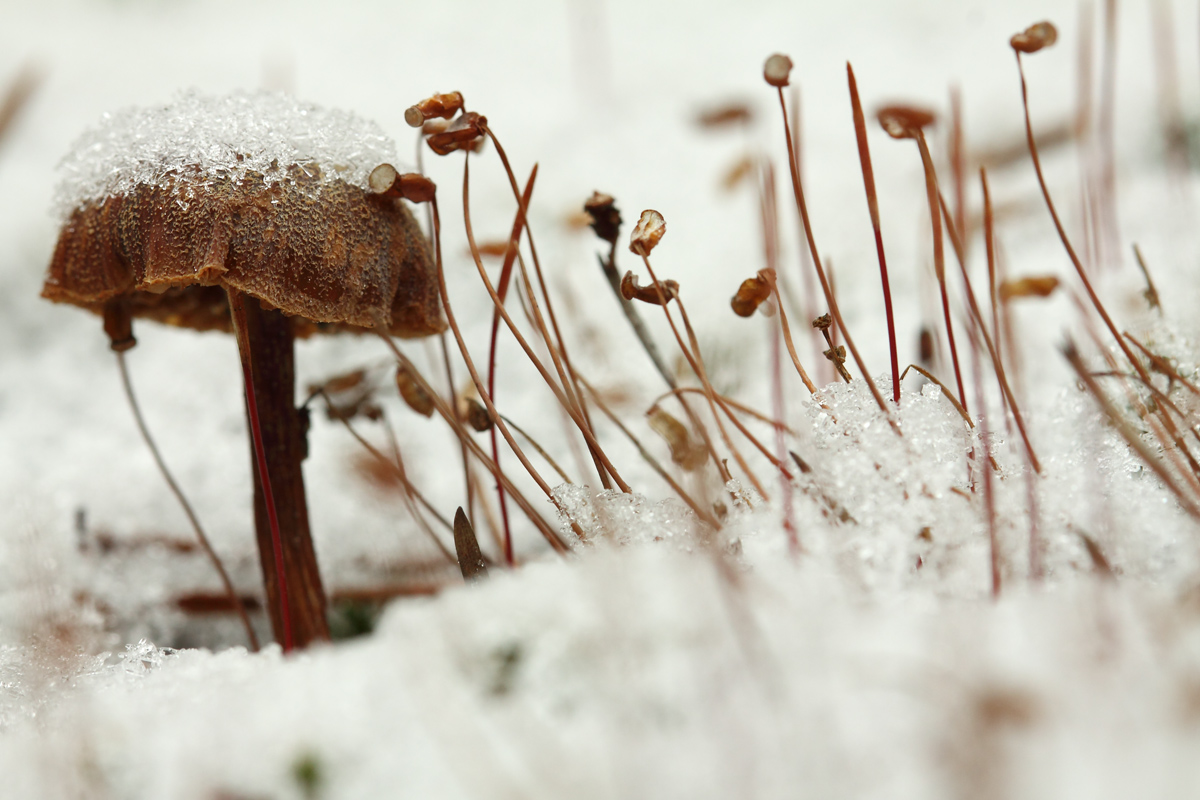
[52,89,398,219]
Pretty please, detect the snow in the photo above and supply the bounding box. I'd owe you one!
[52,89,397,219]
[5,0,1200,797]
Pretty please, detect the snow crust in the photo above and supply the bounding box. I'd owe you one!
[52,89,397,219]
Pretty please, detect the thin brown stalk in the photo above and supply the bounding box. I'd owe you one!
[847,63,900,403]
[458,157,631,493]
[1124,333,1200,396]
[1131,244,1163,312]
[773,86,900,435]
[116,350,259,652]
[915,129,968,413]
[938,186,1041,472]
[1064,341,1200,521]
[900,364,974,429]
[968,328,1001,597]
[652,387,798,436]
[1016,51,1152,387]
[497,412,574,485]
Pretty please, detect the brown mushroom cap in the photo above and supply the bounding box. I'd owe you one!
[43,163,443,338]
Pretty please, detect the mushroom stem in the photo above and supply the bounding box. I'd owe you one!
[227,288,329,650]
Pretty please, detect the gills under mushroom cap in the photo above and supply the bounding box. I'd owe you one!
[42,91,444,338]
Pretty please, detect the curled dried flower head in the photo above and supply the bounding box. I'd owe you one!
[426,111,487,156]
[369,164,437,204]
[395,364,435,417]
[647,406,708,471]
[763,54,793,88]
[584,191,621,245]
[877,105,936,139]
[405,91,466,127]
[1010,21,1058,54]
[629,209,666,256]
[812,313,832,331]
[731,270,773,317]
[621,271,678,305]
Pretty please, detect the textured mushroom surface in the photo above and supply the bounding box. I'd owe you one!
[42,91,444,338]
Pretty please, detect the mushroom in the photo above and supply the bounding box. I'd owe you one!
[41,91,444,650]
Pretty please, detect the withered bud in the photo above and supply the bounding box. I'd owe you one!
[1010,21,1058,54]
[812,313,832,331]
[696,102,754,129]
[731,269,774,317]
[877,105,937,139]
[763,54,793,88]
[395,365,435,417]
[369,164,438,204]
[647,407,708,471]
[999,275,1059,301]
[426,112,487,156]
[405,91,466,127]
[459,396,492,432]
[584,191,621,245]
[629,209,666,256]
[621,271,678,305]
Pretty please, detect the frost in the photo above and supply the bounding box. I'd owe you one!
[118,639,175,676]
[52,89,398,220]
[552,484,702,547]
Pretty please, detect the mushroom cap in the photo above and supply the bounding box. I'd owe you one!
[43,166,443,337]
[41,91,444,338]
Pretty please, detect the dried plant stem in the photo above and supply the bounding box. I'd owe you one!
[482,126,610,485]
[846,63,900,403]
[1131,244,1163,312]
[938,185,1041,472]
[1064,341,1200,520]
[900,364,973,428]
[773,86,899,435]
[969,330,1001,598]
[497,412,574,485]
[576,376,720,528]
[459,158,631,494]
[1124,333,1200,396]
[653,387,798,436]
[914,129,967,413]
[440,334,475,525]
[115,350,259,652]
[1015,51,1152,387]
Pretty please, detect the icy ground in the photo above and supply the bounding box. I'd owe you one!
[5,0,1200,798]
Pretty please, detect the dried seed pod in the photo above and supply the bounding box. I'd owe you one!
[368,164,437,204]
[731,270,773,317]
[405,91,465,127]
[620,270,678,305]
[426,111,487,156]
[1010,21,1058,54]
[695,102,754,129]
[584,191,621,245]
[812,313,833,331]
[763,54,793,88]
[647,406,708,471]
[877,105,936,139]
[395,364,435,417]
[629,209,666,256]
[459,396,492,432]
[999,275,1059,301]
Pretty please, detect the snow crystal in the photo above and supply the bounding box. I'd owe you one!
[52,89,398,220]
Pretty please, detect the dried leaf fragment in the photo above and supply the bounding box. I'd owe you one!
[453,507,489,582]
[405,91,465,127]
[395,364,435,417]
[999,275,1059,301]
[620,271,678,305]
[1010,22,1058,54]
[763,54,793,88]
[459,396,493,432]
[731,270,773,317]
[647,406,708,471]
[695,102,754,129]
[629,209,666,256]
[877,105,936,139]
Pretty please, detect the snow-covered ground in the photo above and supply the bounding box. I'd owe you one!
[5,0,1200,797]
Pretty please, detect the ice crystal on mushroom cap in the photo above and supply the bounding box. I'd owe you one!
[52,89,398,220]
